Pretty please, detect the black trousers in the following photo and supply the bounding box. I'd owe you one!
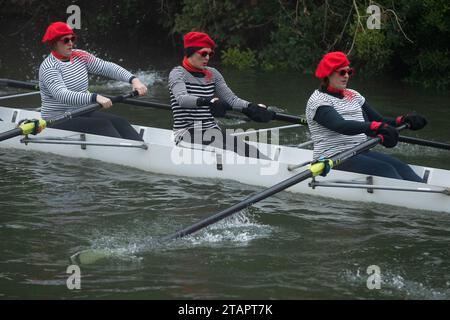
[334,150,423,182]
[51,111,142,141]
[179,128,271,160]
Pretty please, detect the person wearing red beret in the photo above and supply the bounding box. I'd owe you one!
[169,31,273,159]
[305,51,427,181]
[39,22,147,141]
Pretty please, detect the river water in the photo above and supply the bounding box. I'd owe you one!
[0,40,449,299]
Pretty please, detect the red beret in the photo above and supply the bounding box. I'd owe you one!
[183,31,216,49]
[315,51,350,78]
[42,22,75,43]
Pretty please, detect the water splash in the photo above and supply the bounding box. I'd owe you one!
[342,268,450,299]
[70,209,272,264]
[217,117,247,126]
[70,235,160,265]
[102,70,161,90]
[180,210,272,247]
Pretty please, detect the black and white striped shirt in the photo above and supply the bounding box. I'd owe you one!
[39,50,134,119]
[306,89,368,159]
[168,66,249,142]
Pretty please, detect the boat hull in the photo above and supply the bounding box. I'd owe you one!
[1,106,449,213]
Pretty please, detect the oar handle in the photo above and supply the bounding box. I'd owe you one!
[111,91,139,103]
[0,91,139,142]
[46,91,138,127]
[4,78,448,151]
[104,95,172,111]
[273,112,307,125]
[233,105,308,124]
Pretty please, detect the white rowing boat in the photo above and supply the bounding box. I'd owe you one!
[1,105,449,213]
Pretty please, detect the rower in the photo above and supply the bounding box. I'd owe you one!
[168,31,274,159]
[39,22,147,141]
[305,51,427,182]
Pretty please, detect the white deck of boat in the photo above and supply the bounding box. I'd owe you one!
[1,105,449,213]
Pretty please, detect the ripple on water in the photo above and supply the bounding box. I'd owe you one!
[1,143,449,299]
[342,268,450,299]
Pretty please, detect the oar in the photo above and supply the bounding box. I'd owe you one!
[267,110,450,151]
[0,78,303,124]
[0,91,41,100]
[70,124,408,265]
[0,91,138,142]
[160,124,408,242]
[104,94,172,112]
[0,78,249,121]
[397,135,450,151]
[272,111,309,125]
[0,78,40,91]
[2,78,448,150]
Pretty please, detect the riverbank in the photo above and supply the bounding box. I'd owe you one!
[1,0,449,89]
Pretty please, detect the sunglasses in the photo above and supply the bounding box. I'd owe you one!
[337,68,354,76]
[197,50,214,58]
[59,36,77,44]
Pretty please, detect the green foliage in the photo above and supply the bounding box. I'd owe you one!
[3,0,448,88]
[221,48,257,70]
[351,28,393,76]
[258,13,323,72]
[421,0,450,33]
[165,0,450,89]
[395,0,450,89]
[95,13,113,32]
[406,49,450,89]
[172,0,258,47]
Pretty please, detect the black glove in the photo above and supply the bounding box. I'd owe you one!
[242,103,276,123]
[398,112,427,131]
[197,97,231,117]
[366,121,399,148]
[377,125,399,148]
[210,99,232,117]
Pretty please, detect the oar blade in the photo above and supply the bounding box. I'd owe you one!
[70,249,114,265]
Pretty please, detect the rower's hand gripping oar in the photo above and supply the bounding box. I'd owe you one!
[102,94,251,122]
[2,78,449,151]
[0,78,247,121]
[69,124,408,264]
[0,91,138,142]
[160,124,409,242]
[0,78,300,125]
[260,108,450,151]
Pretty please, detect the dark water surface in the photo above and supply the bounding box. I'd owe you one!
[0,41,449,299]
